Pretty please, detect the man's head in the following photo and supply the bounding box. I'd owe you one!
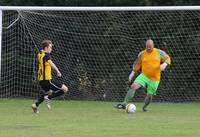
[146,39,154,53]
[41,40,53,53]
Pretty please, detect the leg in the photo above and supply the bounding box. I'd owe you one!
[32,80,52,113]
[116,83,141,109]
[44,90,53,109]
[35,92,47,107]
[48,84,68,99]
[43,80,68,109]
[124,83,141,104]
[32,92,47,113]
[142,93,153,112]
[116,73,147,109]
[142,79,159,112]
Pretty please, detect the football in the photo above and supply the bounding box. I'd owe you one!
[125,103,136,113]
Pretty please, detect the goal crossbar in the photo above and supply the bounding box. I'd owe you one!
[1,6,200,11]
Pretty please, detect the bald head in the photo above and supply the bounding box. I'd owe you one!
[146,39,154,53]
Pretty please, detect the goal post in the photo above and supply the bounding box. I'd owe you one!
[1,6,200,102]
[0,10,2,85]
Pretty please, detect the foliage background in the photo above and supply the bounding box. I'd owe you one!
[1,0,200,6]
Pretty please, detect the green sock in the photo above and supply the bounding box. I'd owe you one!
[143,96,151,109]
[123,88,136,105]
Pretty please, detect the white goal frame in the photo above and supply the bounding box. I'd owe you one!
[1,6,200,82]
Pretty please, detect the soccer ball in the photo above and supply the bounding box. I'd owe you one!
[125,103,136,113]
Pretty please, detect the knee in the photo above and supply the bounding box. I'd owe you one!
[61,85,68,93]
[131,83,140,90]
[48,90,53,96]
[147,94,153,99]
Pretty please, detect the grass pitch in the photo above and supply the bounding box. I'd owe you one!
[0,99,200,137]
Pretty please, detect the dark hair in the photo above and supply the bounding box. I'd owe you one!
[41,40,53,49]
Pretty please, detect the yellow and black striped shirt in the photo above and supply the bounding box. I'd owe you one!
[38,50,52,81]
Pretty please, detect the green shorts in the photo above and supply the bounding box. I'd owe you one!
[134,73,160,95]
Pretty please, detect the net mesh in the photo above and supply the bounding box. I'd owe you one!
[1,9,200,102]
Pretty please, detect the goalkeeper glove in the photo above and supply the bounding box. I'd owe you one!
[160,62,168,71]
[128,71,135,82]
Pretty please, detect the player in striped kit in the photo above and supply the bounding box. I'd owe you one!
[32,40,68,113]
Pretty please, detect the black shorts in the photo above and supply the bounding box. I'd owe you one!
[39,80,63,92]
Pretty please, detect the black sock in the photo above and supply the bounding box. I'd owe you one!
[35,93,46,107]
[48,90,64,99]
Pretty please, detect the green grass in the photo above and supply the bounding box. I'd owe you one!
[0,99,200,137]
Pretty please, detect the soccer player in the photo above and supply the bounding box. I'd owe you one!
[116,39,171,112]
[32,40,68,113]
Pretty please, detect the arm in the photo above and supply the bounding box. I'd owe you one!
[128,70,135,82]
[48,60,62,77]
[159,50,171,71]
[128,51,143,82]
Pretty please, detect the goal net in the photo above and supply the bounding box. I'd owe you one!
[1,7,200,102]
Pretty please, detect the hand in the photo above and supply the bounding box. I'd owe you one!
[160,62,168,71]
[57,71,62,77]
[128,71,135,82]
